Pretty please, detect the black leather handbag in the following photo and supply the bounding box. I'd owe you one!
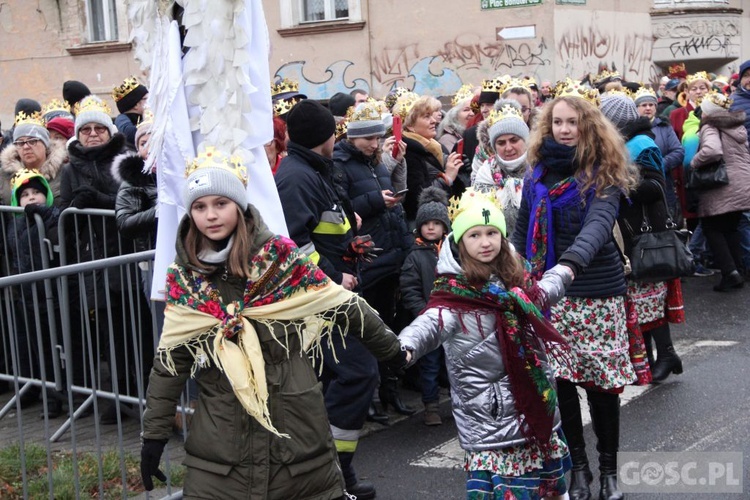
[686,131,728,190]
[629,181,695,282]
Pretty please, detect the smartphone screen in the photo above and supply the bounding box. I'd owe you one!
[392,115,402,159]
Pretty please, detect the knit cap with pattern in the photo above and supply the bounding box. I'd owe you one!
[600,93,639,129]
[415,187,451,232]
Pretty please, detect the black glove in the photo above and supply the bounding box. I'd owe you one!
[342,234,382,265]
[24,203,51,219]
[383,348,409,378]
[70,185,98,209]
[140,438,168,491]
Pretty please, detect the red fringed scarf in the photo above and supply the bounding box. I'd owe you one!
[426,273,570,444]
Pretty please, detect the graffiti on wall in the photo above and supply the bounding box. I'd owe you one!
[274,60,371,98]
[651,20,741,62]
[557,23,659,83]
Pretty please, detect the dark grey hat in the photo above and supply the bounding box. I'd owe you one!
[415,187,451,233]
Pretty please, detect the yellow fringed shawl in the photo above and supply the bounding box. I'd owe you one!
[157,235,362,437]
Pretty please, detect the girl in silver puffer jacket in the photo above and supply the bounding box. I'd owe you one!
[399,191,573,500]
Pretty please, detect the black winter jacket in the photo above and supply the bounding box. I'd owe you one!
[275,142,356,284]
[618,121,670,258]
[332,141,411,288]
[112,152,157,253]
[399,238,440,320]
[402,136,461,223]
[512,164,627,298]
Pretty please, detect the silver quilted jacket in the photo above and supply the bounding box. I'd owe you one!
[399,240,561,451]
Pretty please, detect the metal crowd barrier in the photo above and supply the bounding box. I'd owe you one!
[0,206,189,499]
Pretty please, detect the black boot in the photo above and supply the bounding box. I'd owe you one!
[642,331,654,371]
[379,376,416,416]
[713,270,744,291]
[650,345,683,382]
[366,401,389,425]
[558,380,592,500]
[338,451,376,500]
[587,391,623,500]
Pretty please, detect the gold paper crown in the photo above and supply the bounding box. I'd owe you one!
[701,90,732,110]
[668,63,686,77]
[112,76,142,102]
[686,71,710,87]
[73,96,112,116]
[335,120,348,139]
[184,147,248,186]
[593,70,621,86]
[14,111,45,127]
[633,86,657,102]
[553,78,601,107]
[485,104,524,129]
[393,92,420,119]
[273,97,301,117]
[271,78,300,97]
[602,88,633,99]
[447,188,500,223]
[384,87,411,111]
[451,84,475,107]
[501,78,531,94]
[42,99,71,116]
[137,109,154,129]
[348,101,382,123]
[523,76,538,87]
[481,76,508,94]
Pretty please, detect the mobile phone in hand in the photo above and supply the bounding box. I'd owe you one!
[455,138,464,156]
[394,188,409,197]
[392,115,402,159]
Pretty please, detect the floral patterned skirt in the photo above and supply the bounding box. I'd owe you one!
[549,296,636,390]
[627,280,667,326]
[465,430,571,499]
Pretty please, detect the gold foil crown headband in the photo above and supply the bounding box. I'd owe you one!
[553,79,601,107]
[452,84,475,107]
[14,111,45,127]
[392,92,420,119]
[485,104,523,129]
[271,78,300,97]
[112,76,142,102]
[184,147,249,187]
[74,95,112,116]
[42,99,71,116]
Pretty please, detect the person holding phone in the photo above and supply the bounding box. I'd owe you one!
[332,101,415,424]
[395,93,464,228]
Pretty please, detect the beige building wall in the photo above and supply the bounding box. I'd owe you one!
[0,0,747,126]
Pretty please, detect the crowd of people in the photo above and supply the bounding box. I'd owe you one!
[1,58,749,500]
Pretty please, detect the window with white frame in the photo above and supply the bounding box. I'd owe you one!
[86,0,119,42]
[301,0,349,22]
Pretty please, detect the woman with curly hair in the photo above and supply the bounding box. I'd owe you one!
[512,92,636,500]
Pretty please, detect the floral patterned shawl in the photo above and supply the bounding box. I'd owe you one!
[159,235,361,437]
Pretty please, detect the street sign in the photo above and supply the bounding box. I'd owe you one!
[481,0,542,9]
[496,25,536,40]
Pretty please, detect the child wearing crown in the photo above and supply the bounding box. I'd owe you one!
[399,190,573,499]
[6,168,64,417]
[140,148,408,499]
[112,76,149,147]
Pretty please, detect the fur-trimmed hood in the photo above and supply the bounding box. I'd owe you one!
[1,138,67,182]
[700,110,747,131]
[111,151,155,187]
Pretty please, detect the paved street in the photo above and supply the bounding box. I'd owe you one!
[354,275,750,499]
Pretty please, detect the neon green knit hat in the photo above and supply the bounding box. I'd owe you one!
[450,189,506,242]
[10,168,53,207]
